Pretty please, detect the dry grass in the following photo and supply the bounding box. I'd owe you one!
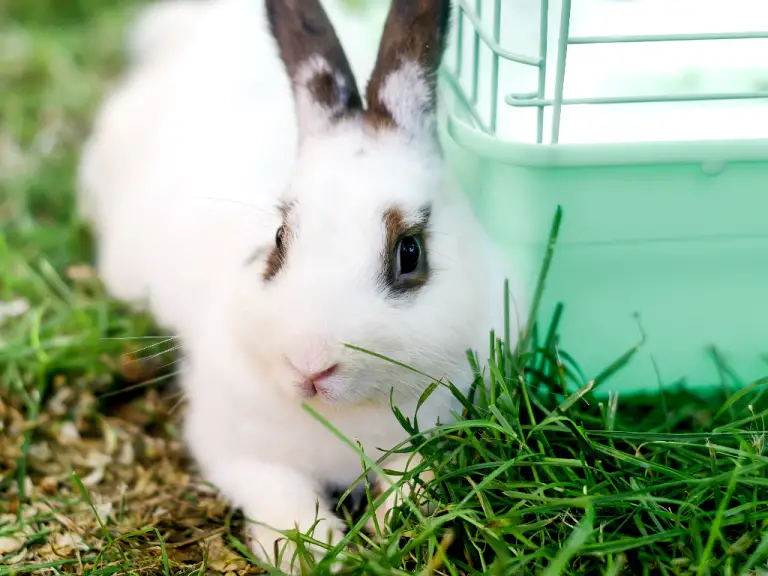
[0,372,263,574]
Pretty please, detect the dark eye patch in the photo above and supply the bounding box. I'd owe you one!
[380,204,431,296]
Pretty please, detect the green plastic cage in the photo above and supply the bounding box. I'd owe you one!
[345,0,768,395]
[438,0,768,395]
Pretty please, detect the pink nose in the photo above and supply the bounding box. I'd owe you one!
[300,364,340,396]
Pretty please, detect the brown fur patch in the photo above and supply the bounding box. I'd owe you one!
[383,207,407,263]
[365,0,452,131]
[266,0,362,118]
[263,203,294,281]
[381,205,431,295]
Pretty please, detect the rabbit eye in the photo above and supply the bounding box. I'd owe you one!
[381,206,430,296]
[263,225,288,282]
[263,201,295,282]
[275,226,285,249]
[397,235,422,276]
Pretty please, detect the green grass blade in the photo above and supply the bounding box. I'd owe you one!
[540,505,595,576]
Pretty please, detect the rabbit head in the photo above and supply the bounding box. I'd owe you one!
[226,0,507,407]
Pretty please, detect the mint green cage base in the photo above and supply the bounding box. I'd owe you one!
[436,0,768,395]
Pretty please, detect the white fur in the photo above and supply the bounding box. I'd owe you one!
[126,0,209,65]
[78,0,524,572]
[379,60,434,137]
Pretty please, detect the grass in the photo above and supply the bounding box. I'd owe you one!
[1,0,768,575]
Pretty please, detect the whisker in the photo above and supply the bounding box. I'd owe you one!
[428,249,456,266]
[156,356,186,371]
[168,393,188,416]
[132,344,183,363]
[125,337,178,356]
[101,335,177,341]
[98,370,182,399]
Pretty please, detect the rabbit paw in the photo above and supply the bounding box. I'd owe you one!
[245,498,348,575]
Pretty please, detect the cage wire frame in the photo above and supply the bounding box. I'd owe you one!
[442,0,768,145]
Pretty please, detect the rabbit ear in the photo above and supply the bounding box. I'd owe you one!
[266,0,363,138]
[364,0,452,139]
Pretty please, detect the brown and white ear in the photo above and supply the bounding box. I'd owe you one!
[364,0,452,138]
[266,0,362,138]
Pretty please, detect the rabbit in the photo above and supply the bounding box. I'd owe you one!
[78,0,524,572]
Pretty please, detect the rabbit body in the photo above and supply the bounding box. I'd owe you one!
[79,0,520,571]
[78,0,298,333]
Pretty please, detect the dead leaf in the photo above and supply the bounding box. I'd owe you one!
[0,536,24,555]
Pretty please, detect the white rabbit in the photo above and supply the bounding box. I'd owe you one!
[78,0,522,572]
